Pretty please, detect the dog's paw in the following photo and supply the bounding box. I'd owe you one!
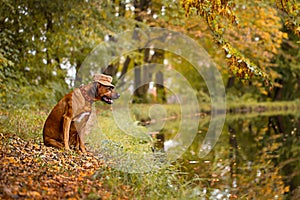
[64,146,71,152]
[81,150,87,155]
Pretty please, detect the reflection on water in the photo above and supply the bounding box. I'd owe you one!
[151,112,300,199]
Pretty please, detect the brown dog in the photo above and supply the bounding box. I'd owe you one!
[43,74,119,153]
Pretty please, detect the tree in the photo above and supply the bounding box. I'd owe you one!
[181,0,299,88]
[0,0,135,108]
[270,27,300,100]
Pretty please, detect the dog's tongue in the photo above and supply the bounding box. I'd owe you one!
[103,96,113,104]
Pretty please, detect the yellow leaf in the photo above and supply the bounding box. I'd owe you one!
[27,191,41,197]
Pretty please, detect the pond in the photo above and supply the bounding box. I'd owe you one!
[155,111,300,199]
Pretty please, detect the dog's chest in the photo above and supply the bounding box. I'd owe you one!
[72,111,91,132]
[74,111,91,123]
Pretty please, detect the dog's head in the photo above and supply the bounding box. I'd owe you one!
[93,82,120,104]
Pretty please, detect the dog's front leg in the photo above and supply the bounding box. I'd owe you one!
[79,137,87,154]
[63,116,72,151]
[78,127,87,153]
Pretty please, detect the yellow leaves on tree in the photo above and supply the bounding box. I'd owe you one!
[276,0,300,37]
[224,4,287,84]
[181,0,300,89]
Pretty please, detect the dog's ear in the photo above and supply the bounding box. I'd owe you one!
[90,82,99,97]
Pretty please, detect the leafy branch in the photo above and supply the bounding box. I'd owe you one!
[276,0,300,37]
[181,0,299,89]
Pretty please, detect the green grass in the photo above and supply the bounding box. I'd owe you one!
[92,164,205,200]
[0,108,47,141]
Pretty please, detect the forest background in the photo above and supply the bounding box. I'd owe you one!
[1,0,300,199]
[1,0,300,107]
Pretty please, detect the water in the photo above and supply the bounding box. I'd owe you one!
[152,112,300,199]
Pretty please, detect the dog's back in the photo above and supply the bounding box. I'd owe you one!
[43,93,72,148]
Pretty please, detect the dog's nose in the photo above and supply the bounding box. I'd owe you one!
[112,93,120,99]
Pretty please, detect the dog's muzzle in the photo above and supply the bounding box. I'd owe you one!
[102,93,120,104]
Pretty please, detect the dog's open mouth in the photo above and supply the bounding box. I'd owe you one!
[101,96,113,104]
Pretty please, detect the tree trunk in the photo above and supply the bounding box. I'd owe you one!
[156,71,166,103]
[133,66,146,103]
[118,56,131,88]
[132,0,152,103]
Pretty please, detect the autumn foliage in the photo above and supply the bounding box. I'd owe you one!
[0,134,117,199]
[181,0,299,88]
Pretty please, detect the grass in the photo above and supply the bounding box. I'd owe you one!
[93,164,205,200]
[0,109,46,141]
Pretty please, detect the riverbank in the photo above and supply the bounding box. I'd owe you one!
[1,100,299,199]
